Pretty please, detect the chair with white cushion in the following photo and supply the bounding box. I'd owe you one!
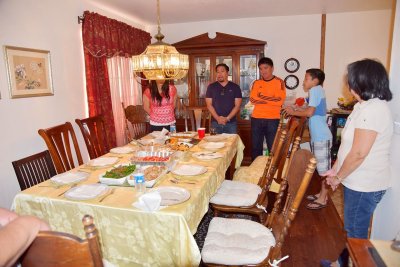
[210,128,301,223]
[201,149,317,266]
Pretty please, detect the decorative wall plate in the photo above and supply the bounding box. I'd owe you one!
[284,75,299,90]
[284,58,300,73]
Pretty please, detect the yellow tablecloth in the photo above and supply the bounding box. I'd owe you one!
[13,134,244,267]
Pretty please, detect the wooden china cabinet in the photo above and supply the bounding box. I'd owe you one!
[172,32,266,165]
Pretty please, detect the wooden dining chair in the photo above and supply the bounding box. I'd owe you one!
[20,215,104,267]
[209,120,300,223]
[184,106,211,131]
[123,104,149,141]
[232,114,305,184]
[75,115,110,159]
[201,150,317,266]
[12,150,57,190]
[38,122,83,174]
[210,135,300,223]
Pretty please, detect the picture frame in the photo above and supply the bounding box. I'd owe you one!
[4,45,54,98]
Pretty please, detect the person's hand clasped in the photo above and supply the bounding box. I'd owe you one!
[217,116,228,125]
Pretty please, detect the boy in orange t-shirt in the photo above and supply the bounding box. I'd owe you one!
[250,57,286,160]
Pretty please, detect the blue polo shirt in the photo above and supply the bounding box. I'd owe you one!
[206,81,242,122]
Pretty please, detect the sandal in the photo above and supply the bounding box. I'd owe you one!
[307,201,327,210]
[306,194,318,201]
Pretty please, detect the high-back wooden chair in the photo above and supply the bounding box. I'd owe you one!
[210,123,301,223]
[20,215,104,267]
[210,133,300,223]
[38,122,83,174]
[184,106,211,131]
[123,104,149,141]
[274,115,306,184]
[75,115,110,159]
[201,150,317,266]
[12,150,57,190]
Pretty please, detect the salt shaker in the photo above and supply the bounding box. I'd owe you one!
[134,173,146,194]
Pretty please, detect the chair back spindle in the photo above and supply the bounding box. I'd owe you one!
[12,150,57,190]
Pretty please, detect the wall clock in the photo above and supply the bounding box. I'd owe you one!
[284,75,299,90]
[284,58,300,73]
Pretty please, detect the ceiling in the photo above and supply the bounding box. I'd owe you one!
[89,0,393,25]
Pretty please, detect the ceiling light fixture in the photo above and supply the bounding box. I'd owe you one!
[132,0,189,80]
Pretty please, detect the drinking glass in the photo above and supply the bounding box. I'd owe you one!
[210,127,217,135]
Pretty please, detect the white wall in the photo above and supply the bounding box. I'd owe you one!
[325,10,392,107]
[0,0,147,208]
[149,10,392,108]
[372,2,400,240]
[148,15,322,100]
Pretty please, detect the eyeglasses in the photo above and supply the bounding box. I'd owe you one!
[220,87,226,96]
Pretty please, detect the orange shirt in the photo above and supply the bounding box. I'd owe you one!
[250,77,286,119]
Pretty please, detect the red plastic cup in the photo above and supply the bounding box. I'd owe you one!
[198,127,206,139]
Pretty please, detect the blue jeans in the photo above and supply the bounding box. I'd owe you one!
[211,121,237,134]
[344,186,386,238]
[251,118,279,160]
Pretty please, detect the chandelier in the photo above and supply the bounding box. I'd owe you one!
[132,0,189,80]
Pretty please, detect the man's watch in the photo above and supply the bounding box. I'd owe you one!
[334,175,342,182]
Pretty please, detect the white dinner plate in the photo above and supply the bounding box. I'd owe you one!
[172,164,208,176]
[199,142,225,151]
[87,157,119,167]
[110,146,134,154]
[50,172,89,185]
[192,152,223,160]
[151,186,190,206]
[65,184,109,201]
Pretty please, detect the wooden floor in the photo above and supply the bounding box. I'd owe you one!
[281,173,347,266]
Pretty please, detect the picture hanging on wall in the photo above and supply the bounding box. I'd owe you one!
[4,45,54,98]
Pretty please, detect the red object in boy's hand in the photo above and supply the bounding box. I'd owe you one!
[295,97,305,106]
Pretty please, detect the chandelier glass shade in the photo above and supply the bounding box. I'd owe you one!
[132,0,189,80]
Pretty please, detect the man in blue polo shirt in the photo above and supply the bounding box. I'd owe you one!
[205,63,242,134]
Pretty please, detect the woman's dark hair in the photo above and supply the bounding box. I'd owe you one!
[306,68,325,86]
[215,63,229,72]
[258,57,274,67]
[347,59,392,101]
[149,80,170,106]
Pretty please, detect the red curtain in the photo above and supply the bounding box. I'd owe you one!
[81,11,151,147]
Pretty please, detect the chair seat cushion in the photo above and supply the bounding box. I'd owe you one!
[210,180,262,206]
[233,155,269,184]
[201,217,275,265]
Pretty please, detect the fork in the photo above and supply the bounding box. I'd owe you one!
[57,183,78,197]
[169,179,196,185]
[99,188,116,202]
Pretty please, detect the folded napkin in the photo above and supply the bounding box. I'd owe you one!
[110,146,134,154]
[132,191,162,212]
[50,172,89,184]
[65,184,108,200]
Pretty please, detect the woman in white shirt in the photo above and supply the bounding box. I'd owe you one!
[321,59,393,267]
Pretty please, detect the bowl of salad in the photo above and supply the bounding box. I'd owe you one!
[99,164,136,185]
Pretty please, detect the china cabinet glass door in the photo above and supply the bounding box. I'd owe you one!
[239,55,258,120]
[194,57,210,106]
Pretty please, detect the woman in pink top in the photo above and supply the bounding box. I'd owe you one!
[143,80,177,131]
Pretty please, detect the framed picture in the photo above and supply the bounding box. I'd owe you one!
[4,45,54,98]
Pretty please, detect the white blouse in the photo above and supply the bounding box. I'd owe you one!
[337,98,393,192]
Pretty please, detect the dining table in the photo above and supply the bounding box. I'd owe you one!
[12,133,244,266]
